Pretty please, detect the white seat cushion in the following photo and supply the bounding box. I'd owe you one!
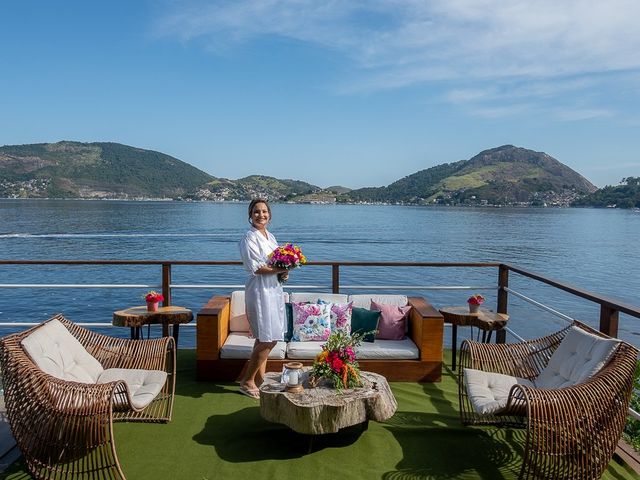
[220,333,287,359]
[289,293,348,304]
[464,368,534,415]
[355,338,419,360]
[348,294,408,309]
[286,338,419,360]
[98,368,167,410]
[21,319,104,383]
[535,326,620,389]
[286,340,324,359]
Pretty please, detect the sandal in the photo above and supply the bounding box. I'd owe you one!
[238,384,260,399]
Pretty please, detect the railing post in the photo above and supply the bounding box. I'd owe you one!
[162,263,171,306]
[332,264,340,293]
[599,305,619,337]
[496,264,509,343]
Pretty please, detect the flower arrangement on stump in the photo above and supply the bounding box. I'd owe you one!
[467,294,485,313]
[144,291,164,312]
[310,330,368,392]
[267,243,307,284]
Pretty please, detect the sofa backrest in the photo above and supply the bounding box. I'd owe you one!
[21,319,104,383]
[227,291,410,334]
[230,291,249,332]
[290,293,349,304]
[348,294,408,309]
[229,290,291,333]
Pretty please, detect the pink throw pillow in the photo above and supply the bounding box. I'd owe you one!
[371,300,411,340]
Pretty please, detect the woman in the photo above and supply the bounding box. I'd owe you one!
[238,198,289,398]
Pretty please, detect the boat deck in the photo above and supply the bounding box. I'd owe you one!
[1,349,637,479]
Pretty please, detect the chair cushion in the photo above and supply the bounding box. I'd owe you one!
[291,302,332,342]
[348,294,408,309]
[286,340,324,359]
[97,368,167,410]
[371,300,411,340]
[21,319,104,383]
[220,333,287,359]
[464,368,534,415]
[355,338,419,360]
[535,326,621,389]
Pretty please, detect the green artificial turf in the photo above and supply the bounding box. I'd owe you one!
[4,350,638,479]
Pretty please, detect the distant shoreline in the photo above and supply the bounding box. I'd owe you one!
[0,197,634,209]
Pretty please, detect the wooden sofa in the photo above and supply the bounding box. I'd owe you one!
[196,292,444,382]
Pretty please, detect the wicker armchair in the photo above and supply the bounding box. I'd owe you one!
[0,314,176,480]
[458,321,638,480]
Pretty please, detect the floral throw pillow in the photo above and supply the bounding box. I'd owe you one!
[318,300,353,334]
[291,302,331,342]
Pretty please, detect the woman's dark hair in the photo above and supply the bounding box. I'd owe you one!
[248,198,271,222]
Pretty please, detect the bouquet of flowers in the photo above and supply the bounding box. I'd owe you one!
[310,330,367,392]
[467,294,485,305]
[144,291,164,303]
[267,243,307,284]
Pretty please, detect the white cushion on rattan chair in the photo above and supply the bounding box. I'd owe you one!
[21,319,104,383]
[464,368,534,415]
[97,368,167,409]
[535,326,620,389]
[220,333,287,359]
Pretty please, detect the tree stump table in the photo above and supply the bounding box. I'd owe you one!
[112,305,193,346]
[259,369,397,436]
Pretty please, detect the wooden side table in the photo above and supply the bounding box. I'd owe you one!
[438,306,509,371]
[112,306,193,346]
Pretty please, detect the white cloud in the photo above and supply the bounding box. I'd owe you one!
[154,0,640,115]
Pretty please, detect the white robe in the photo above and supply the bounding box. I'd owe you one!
[238,227,285,341]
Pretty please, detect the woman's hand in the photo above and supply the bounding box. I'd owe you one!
[280,271,289,282]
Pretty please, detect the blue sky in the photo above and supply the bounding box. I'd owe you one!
[1,0,639,189]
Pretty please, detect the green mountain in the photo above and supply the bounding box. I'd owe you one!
[0,141,214,198]
[0,142,602,206]
[572,177,640,208]
[197,175,320,201]
[0,141,325,201]
[339,145,597,206]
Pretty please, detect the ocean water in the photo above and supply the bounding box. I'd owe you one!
[1,199,639,348]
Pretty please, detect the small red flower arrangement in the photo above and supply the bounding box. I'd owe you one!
[144,291,164,303]
[467,294,485,305]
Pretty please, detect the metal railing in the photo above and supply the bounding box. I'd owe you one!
[1,259,638,467]
[1,260,639,337]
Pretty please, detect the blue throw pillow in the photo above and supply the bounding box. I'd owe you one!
[285,302,294,341]
[351,307,380,343]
